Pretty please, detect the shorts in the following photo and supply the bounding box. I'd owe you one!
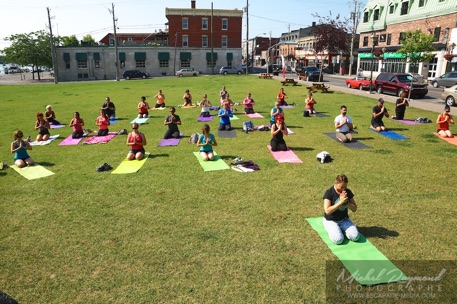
[139,111,149,116]
[130,148,145,155]
[371,121,384,128]
[39,128,50,136]
[200,150,213,154]
[155,103,165,108]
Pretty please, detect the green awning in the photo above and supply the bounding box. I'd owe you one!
[75,53,87,61]
[180,52,192,60]
[134,52,146,60]
[93,52,100,61]
[227,53,233,61]
[63,53,70,61]
[158,52,170,60]
[119,52,126,61]
[385,52,406,59]
[206,52,218,61]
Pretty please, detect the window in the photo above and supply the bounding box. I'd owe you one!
[222,19,228,30]
[433,27,441,42]
[373,9,380,21]
[119,52,126,68]
[202,18,208,30]
[182,35,189,47]
[136,60,145,68]
[109,38,114,46]
[363,11,369,22]
[363,36,369,47]
[181,60,190,68]
[63,53,70,69]
[399,32,406,44]
[222,36,228,48]
[206,53,217,68]
[387,33,392,45]
[158,52,169,68]
[419,0,425,7]
[379,34,386,42]
[94,52,100,68]
[182,18,188,30]
[76,53,87,69]
[400,1,409,15]
[202,35,208,47]
[180,52,191,68]
[77,73,89,79]
[389,5,394,14]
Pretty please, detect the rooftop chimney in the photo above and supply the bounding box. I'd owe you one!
[191,1,196,9]
[312,22,316,27]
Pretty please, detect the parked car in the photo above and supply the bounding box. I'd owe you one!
[297,66,323,82]
[122,70,150,80]
[345,77,374,90]
[440,85,457,106]
[219,66,242,75]
[432,72,457,88]
[175,68,199,77]
[375,72,428,98]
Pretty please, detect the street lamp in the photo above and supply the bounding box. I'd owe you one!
[369,33,379,94]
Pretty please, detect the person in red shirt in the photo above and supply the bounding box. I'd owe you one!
[277,88,288,106]
[95,109,110,136]
[138,96,150,118]
[436,105,454,138]
[126,123,147,160]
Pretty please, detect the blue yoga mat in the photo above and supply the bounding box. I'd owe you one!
[369,129,408,140]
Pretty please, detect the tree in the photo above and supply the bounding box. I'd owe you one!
[397,30,435,99]
[61,35,79,47]
[312,13,351,80]
[3,31,52,80]
[82,34,97,45]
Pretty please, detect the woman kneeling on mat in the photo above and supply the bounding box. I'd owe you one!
[270,114,288,151]
[126,123,146,160]
[436,105,454,138]
[11,130,34,168]
[96,109,110,136]
[163,107,181,139]
[35,112,51,142]
[323,174,359,245]
[197,124,217,161]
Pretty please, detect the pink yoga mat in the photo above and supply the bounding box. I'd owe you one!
[245,112,264,118]
[59,134,86,146]
[433,133,457,145]
[267,145,303,163]
[394,119,420,125]
[82,133,117,144]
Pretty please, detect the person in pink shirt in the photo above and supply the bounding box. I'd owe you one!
[138,96,150,118]
[69,112,85,139]
[305,92,317,114]
[126,123,147,160]
[243,92,255,114]
[95,109,110,136]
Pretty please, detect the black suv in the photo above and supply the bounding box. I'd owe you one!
[375,72,428,98]
[297,66,323,81]
[122,70,150,80]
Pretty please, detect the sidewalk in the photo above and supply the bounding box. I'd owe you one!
[271,73,446,114]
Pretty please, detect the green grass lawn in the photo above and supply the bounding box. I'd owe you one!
[1,76,456,303]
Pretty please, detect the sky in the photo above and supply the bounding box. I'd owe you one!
[0,0,361,50]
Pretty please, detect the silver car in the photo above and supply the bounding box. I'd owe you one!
[219,66,242,75]
[440,85,457,107]
[432,72,457,88]
[175,68,199,77]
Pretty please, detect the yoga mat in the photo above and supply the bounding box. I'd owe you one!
[433,132,457,145]
[181,105,196,108]
[130,117,149,124]
[306,217,408,285]
[11,164,55,180]
[324,133,372,149]
[193,152,230,172]
[209,106,220,111]
[287,128,295,135]
[230,115,239,120]
[109,117,118,125]
[111,152,150,174]
[393,119,419,125]
[267,146,303,163]
[59,134,86,146]
[198,115,213,122]
[218,130,237,138]
[245,112,264,118]
[369,129,408,140]
[314,112,330,117]
[82,133,117,145]
[50,124,65,129]
[281,105,294,109]
[151,107,166,110]
[30,135,59,146]
[158,136,182,146]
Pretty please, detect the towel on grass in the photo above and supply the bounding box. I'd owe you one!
[130,117,149,124]
[369,128,408,140]
[324,133,372,149]
[245,112,264,118]
[287,128,295,135]
[306,217,408,285]
[111,153,150,174]
[193,151,229,171]
[267,145,303,163]
[30,135,59,146]
[82,133,117,144]
[59,134,86,146]
[11,164,55,180]
[433,132,457,145]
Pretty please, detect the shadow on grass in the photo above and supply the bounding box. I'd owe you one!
[288,146,314,152]
[358,226,400,239]
[388,127,409,131]
[354,137,375,141]
[36,161,55,167]
[369,149,393,154]
[288,125,304,129]
[148,153,169,159]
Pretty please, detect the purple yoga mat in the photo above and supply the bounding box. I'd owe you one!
[59,134,86,146]
[158,138,181,146]
[281,105,294,109]
[395,119,420,125]
[50,124,65,129]
[198,115,213,122]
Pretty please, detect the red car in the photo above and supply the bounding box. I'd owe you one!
[345,77,374,90]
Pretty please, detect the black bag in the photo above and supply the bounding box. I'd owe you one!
[303,110,310,117]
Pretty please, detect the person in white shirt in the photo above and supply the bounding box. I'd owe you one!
[334,105,354,143]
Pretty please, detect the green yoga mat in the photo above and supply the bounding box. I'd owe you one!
[306,217,408,285]
[11,164,55,180]
[193,152,229,171]
[111,153,150,174]
[229,115,239,120]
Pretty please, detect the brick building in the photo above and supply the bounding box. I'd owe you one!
[357,0,457,80]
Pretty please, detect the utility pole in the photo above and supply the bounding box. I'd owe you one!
[245,0,249,75]
[109,3,120,81]
[348,0,360,77]
[47,7,58,84]
[211,2,214,75]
